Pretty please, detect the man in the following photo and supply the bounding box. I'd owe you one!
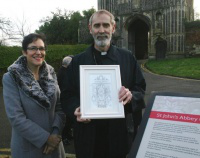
[57,56,73,90]
[57,56,73,145]
[61,10,146,158]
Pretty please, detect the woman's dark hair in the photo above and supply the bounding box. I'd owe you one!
[22,33,47,51]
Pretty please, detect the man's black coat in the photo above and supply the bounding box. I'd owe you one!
[61,45,146,158]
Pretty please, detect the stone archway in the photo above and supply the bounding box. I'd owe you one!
[125,14,150,60]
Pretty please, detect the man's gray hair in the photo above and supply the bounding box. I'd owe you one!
[62,56,72,68]
[89,9,116,26]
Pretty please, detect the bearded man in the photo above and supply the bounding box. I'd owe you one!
[61,10,146,158]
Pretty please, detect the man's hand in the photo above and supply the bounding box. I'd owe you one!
[74,107,91,123]
[43,134,62,154]
[119,86,132,105]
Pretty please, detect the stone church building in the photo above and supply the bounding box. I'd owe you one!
[79,0,194,59]
[98,0,195,59]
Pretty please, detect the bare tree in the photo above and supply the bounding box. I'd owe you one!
[0,17,12,35]
[0,16,13,45]
[0,13,32,46]
[15,14,31,38]
[10,14,31,45]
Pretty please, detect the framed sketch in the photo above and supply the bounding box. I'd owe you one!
[80,65,124,119]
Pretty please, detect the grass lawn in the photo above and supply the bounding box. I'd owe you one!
[145,57,200,80]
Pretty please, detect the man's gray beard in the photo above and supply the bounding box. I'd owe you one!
[94,36,112,47]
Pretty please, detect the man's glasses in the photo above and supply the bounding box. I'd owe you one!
[27,46,46,52]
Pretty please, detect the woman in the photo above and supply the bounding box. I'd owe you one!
[2,33,65,158]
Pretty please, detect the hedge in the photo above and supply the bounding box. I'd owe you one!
[0,46,22,69]
[185,20,200,30]
[45,44,88,71]
[0,44,89,86]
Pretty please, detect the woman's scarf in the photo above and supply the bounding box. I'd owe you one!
[8,55,57,109]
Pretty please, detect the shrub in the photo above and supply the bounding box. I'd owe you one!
[45,44,88,71]
[185,20,200,30]
[0,44,89,86]
[0,46,21,69]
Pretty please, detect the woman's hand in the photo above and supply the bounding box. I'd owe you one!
[43,144,55,155]
[43,134,62,154]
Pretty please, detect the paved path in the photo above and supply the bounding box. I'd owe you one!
[0,65,200,157]
[142,65,200,102]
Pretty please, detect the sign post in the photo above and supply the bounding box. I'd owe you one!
[129,92,200,158]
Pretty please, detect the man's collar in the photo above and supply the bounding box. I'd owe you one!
[85,44,118,63]
[93,44,118,62]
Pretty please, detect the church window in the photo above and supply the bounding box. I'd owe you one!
[156,12,162,29]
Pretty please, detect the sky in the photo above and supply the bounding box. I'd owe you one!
[0,0,98,33]
[0,0,198,33]
[193,0,200,17]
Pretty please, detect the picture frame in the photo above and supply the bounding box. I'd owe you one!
[80,65,124,119]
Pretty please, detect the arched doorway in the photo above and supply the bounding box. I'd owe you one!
[155,36,167,60]
[125,15,150,60]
